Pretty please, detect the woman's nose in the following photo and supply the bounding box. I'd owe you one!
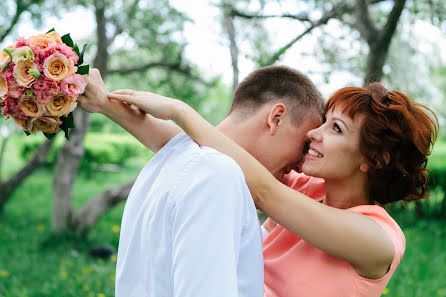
[307,126,321,141]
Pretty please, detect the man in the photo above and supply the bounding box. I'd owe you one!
[78,65,324,297]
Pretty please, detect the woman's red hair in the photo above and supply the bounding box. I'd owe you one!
[325,83,438,204]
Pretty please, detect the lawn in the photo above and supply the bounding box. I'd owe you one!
[0,136,445,296]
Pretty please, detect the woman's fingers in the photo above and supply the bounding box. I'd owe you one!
[111,89,135,95]
[107,92,137,105]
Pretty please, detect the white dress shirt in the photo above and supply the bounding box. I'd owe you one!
[115,132,264,297]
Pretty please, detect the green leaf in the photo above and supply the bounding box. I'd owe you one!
[61,33,74,48]
[77,44,88,66]
[1,61,10,72]
[28,69,41,78]
[3,48,14,58]
[73,44,80,60]
[24,131,30,136]
[26,89,34,97]
[46,28,56,34]
[66,112,75,128]
[77,65,90,75]
[43,132,57,141]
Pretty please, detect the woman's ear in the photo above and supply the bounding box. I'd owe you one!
[267,103,287,135]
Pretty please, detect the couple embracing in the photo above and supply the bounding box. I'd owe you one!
[78,65,437,297]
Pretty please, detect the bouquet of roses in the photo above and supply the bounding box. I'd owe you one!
[0,29,89,140]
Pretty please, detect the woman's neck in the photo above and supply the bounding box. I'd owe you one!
[323,175,370,209]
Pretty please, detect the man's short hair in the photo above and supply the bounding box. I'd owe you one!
[229,65,324,124]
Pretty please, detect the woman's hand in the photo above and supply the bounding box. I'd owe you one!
[107,90,182,121]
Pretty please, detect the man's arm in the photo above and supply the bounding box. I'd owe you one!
[171,156,251,297]
[77,69,181,153]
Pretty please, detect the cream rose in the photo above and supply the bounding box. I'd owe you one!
[32,116,62,134]
[0,46,12,66]
[28,32,62,51]
[13,117,32,131]
[43,53,77,82]
[45,93,76,116]
[13,60,38,87]
[19,93,45,118]
[0,75,7,98]
[12,46,35,64]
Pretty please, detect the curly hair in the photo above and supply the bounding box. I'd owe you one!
[325,83,438,205]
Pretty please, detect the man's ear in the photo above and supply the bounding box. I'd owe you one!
[267,103,287,135]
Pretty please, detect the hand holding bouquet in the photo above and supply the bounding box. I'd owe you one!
[0,29,89,140]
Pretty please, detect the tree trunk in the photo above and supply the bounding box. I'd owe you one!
[51,109,90,232]
[0,140,53,212]
[51,0,109,233]
[223,6,239,94]
[364,42,387,84]
[70,181,134,234]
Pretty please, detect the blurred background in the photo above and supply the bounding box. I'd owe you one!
[0,0,445,296]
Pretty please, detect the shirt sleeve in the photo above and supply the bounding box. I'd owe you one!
[171,155,246,297]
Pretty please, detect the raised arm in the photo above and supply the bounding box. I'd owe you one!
[77,69,181,153]
[108,90,395,279]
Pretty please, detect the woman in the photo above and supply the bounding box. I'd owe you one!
[108,83,438,297]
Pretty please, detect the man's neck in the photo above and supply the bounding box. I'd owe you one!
[216,115,258,154]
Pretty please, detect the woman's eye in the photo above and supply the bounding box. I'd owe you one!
[333,123,341,133]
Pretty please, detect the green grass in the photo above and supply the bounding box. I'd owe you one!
[0,160,148,297]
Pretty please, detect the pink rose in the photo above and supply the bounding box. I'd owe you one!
[1,96,28,121]
[49,43,79,65]
[6,78,26,99]
[15,37,29,48]
[2,62,14,80]
[32,76,60,104]
[61,74,86,98]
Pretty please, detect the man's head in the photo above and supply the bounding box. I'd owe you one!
[222,65,324,181]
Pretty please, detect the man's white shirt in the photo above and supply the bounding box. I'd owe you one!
[115,133,264,297]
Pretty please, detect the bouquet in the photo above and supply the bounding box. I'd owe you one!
[0,29,89,140]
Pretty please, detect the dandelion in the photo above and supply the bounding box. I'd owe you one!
[382,288,389,295]
[37,224,45,232]
[83,285,90,291]
[111,255,117,263]
[112,225,120,233]
[110,274,115,281]
[98,294,106,297]
[0,270,10,277]
[60,271,68,279]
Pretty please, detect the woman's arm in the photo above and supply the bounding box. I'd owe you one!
[108,90,395,279]
[77,69,181,153]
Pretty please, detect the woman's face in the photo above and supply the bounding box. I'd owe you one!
[302,107,365,180]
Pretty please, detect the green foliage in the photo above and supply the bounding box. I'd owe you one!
[17,133,151,171]
[0,162,144,297]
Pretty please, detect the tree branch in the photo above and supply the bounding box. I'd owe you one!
[230,8,312,23]
[379,0,406,48]
[263,3,351,66]
[70,181,134,234]
[108,61,212,85]
[108,0,141,45]
[355,0,379,44]
[0,0,27,43]
[224,6,239,93]
[0,140,53,211]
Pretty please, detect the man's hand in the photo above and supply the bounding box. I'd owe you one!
[77,68,110,114]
